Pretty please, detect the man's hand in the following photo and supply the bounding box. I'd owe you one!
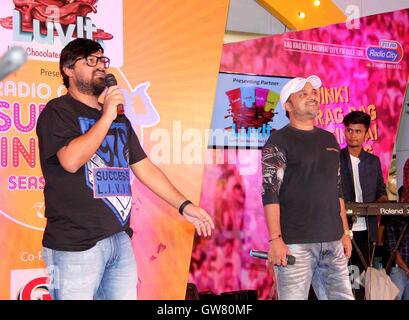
[341,235,352,259]
[182,204,215,237]
[102,86,125,121]
[268,237,289,266]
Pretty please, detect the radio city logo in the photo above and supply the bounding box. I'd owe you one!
[10,268,51,300]
[0,0,124,66]
[366,40,403,64]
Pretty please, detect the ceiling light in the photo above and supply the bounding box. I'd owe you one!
[314,0,321,6]
[298,12,306,19]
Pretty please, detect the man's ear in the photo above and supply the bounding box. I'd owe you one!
[364,129,370,142]
[284,101,293,114]
[63,66,74,78]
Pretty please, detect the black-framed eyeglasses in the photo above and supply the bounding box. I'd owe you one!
[72,55,110,68]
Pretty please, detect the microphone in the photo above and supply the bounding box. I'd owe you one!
[0,46,28,81]
[104,73,124,115]
[250,249,296,265]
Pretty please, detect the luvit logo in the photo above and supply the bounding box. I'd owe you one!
[0,0,123,66]
[1,0,112,46]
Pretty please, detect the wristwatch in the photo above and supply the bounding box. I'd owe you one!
[344,229,353,239]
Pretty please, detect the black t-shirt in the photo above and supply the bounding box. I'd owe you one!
[36,94,147,251]
[261,125,343,244]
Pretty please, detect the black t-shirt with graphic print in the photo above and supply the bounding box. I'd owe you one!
[36,94,147,251]
[261,125,344,244]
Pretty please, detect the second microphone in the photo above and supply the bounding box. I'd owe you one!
[250,249,296,265]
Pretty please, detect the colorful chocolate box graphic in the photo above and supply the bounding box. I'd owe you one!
[209,72,290,148]
[225,86,279,131]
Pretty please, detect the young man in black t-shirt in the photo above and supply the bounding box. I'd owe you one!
[261,75,354,300]
[36,38,214,300]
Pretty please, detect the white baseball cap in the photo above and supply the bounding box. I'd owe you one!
[280,75,322,106]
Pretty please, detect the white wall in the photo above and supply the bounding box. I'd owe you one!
[226,0,286,35]
[333,0,409,17]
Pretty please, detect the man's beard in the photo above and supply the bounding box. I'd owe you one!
[294,105,319,118]
[75,72,106,96]
[305,101,319,117]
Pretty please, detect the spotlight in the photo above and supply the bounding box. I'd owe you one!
[298,11,306,19]
[314,0,321,6]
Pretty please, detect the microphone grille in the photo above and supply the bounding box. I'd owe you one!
[105,73,117,87]
[287,255,296,265]
[3,46,27,68]
[0,46,28,81]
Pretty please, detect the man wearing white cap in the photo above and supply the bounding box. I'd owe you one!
[261,75,354,300]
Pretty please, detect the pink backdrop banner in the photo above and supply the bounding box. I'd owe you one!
[220,9,409,180]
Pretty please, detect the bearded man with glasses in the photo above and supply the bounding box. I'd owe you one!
[36,38,214,300]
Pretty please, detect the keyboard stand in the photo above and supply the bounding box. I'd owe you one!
[351,237,369,270]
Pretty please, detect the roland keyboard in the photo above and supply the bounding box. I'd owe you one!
[345,203,409,216]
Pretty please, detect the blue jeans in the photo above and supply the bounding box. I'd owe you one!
[274,240,354,300]
[389,267,409,300]
[42,231,137,300]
